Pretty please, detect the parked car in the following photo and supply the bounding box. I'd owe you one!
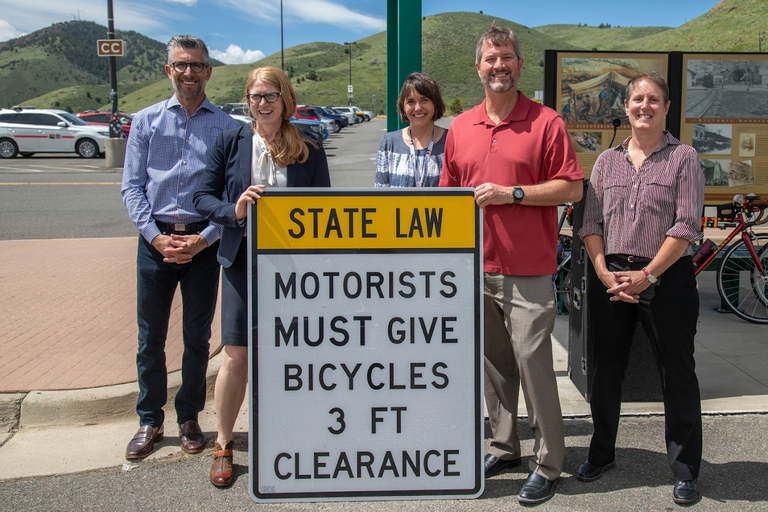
[349,106,374,121]
[313,106,348,128]
[229,114,252,126]
[221,103,249,116]
[295,106,338,134]
[76,110,133,137]
[290,117,327,141]
[0,107,108,158]
[326,106,356,126]
[331,106,362,124]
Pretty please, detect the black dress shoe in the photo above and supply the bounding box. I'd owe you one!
[484,454,521,478]
[673,479,700,505]
[518,472,558,504]
[179,420,206,454]
[577,460,615,482]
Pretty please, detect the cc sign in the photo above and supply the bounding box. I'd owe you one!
[97,39,125,57]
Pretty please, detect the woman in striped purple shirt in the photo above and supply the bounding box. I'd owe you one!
[576,71,705,505]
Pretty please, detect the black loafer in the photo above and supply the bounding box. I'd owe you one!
[673,479,700,505]
[577,460,615,482]
[484,454,521,478]
[518,472,558,504]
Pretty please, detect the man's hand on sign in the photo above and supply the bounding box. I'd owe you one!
[235,185,266,221]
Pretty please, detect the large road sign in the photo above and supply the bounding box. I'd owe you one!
[249,188,483,502]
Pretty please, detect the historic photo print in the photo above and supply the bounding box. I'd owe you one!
[559,55,667,127]
[685,57,768,120]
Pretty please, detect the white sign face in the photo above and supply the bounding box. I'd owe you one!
[348,84,354,93]
[249,190,483,502]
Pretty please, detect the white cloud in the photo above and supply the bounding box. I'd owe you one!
[162,0,197,6]
[289,0,386,32]
[210,44,265,65]
[218,0,385,33]
[0,19,24,42]
[0,0,169,38]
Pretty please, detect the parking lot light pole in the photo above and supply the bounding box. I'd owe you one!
[344,42,356,106]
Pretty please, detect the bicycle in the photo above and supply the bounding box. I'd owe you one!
[692,193,768,324]
[554,203,574,314]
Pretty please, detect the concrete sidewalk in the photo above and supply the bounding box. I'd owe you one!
[0,237,766,482]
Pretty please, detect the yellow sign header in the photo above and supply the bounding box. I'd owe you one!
[256,193,477,250]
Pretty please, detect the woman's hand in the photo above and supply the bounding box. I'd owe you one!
[607,270,650,303]
[235,185,266,221]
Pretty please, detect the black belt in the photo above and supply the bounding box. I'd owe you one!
[156,220,209,235]
[607,254,652,264]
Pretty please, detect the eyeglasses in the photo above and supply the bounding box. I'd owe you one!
[246,92,281,104]
[169,61,207,73]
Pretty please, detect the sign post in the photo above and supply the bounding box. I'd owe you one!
[248,189,484,502]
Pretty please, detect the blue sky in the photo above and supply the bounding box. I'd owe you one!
[0,0,721,64]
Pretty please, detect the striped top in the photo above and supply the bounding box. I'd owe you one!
[374,129,446,188]
[121,94,239,245]
[579,131,704,258]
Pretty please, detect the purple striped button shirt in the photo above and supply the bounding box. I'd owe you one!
[578,131,704,258]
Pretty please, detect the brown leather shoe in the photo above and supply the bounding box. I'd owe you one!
[210,441,234,487]
[125,424,164,460]
[179,420,206,454]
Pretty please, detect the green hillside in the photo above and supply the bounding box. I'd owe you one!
[9,0,768,114]
[533,24,672,51]
[0,20,224,110]
[109,12,577,114]
[613,0,768,52]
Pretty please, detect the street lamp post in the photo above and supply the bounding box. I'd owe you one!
[280,0,285,71]
[344,42,356,106]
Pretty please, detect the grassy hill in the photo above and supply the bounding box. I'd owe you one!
[612,0,768,52]
[104,11,577,114]
[533,25,672,51]
[0,20,224,110]
[9,0,768,114]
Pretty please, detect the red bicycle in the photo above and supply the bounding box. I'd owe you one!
[692,193,768,324]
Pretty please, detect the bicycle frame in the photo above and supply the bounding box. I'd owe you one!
[693,203,768,277]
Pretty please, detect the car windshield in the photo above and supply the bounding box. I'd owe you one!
[60,112,89,126]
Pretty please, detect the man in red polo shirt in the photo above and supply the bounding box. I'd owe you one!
[440,23,584,505]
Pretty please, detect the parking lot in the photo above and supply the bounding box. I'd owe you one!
[0,119,388,240]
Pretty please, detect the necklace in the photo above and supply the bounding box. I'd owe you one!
[407,126,436,187]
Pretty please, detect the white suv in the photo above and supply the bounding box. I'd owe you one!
[0,108,109,158]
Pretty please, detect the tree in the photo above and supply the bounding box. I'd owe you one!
[306,69,318,80]
[448,98,463,116]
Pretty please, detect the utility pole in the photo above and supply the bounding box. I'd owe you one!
[106,0,120,138]
[344,42,356,106]
[280,0,285,71]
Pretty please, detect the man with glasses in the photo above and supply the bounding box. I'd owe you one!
[121,35,238,460]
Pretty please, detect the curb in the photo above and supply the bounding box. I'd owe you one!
[5,353,222,430]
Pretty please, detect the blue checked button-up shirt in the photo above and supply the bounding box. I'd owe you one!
[121,94,239,245]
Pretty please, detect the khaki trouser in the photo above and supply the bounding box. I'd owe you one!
[483,273,564,481]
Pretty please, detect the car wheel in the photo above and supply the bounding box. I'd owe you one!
[20,152,34,157]
[76,138,99,158]
[0,138,19,158]
[364,115,370,122]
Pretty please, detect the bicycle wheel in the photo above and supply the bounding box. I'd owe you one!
[716,235,768,324]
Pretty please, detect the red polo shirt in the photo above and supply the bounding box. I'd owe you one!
[440,92,583,276]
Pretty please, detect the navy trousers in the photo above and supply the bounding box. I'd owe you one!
[135,236,220,427]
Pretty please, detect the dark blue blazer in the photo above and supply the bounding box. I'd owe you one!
[193,124,331,267]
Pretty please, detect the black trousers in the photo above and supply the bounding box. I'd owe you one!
[587,256,702,480]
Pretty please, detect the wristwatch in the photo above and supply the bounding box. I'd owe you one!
[642,267,657,284]
[512,186,525,205]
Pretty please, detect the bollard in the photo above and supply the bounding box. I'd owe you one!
[105,137,127,168]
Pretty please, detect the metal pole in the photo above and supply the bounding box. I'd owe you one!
[280,0,285,71]
[348,43,353,106]
[106,0,120,138]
